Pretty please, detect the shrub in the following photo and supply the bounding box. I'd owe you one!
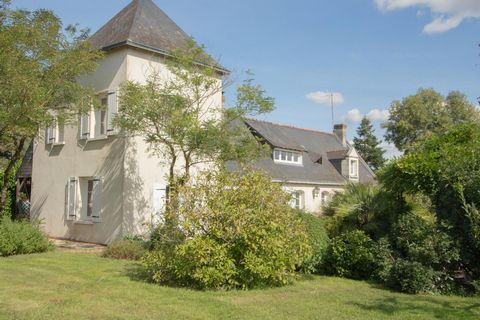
[372,237,395,284]
[102,239,146,261]
[326,230,375,280]
[0,217,52,256]
[391,259,436,294]
[297,211,329,273]
[143,170,311,289]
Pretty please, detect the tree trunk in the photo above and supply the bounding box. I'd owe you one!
[0,137,26,214]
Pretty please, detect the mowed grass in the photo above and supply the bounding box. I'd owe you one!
[0,252,479,320]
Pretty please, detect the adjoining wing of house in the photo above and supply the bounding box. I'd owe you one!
[25,0,375,245]
[227,119,375,213]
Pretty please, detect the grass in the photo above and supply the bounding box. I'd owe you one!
[0,252,479,320]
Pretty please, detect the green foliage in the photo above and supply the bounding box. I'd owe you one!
[143,169,311,289]
[353,117,385,171]
[102,239,146,261]
[297,211,330,273]
[0,160,19,217]
[326,230,375,280]
[379,123,480,279]
[116,39,274,191]
[383,89,479,151]
[391,259,436,294]
[0,216,52,256]
[371,237,395,284]
[0,1,101,211]
[323,183,397,240]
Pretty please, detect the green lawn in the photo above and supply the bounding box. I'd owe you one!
[0,252,479,320]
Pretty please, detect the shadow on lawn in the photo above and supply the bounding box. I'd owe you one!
[123,263,152,283]
[353,295,480,319]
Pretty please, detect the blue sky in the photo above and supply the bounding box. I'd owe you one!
[11,0,480,156]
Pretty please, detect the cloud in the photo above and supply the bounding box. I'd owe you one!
[380,141,403,159]
[342,108,390,123]
[367,109,390,122]
[306,91,344,105]
[342,109,363,123]
[374,0,480,33]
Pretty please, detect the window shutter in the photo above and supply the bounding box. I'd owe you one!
[57,124,65,143]
[153,184,167,214]
[80,114,90,139]
[91,177,102,222]
[67,177,78,220]
[46,123,57,144]
[107,90,118,135]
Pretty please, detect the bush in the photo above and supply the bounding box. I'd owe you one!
[143,170,311,289]
[0,217,52,256]
[297,211,329,273]
[326,230,375,280]
[372,237,395,284]
[391,259,436,294]
[102,239,146,261]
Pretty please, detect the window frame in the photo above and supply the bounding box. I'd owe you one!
[349,158,359,178]
[273,148,303,165]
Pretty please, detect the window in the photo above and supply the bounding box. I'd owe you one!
[45,120,65,145]
[321,191,330,204]
[350,159,359,177]
[66,177,102,222]
[290,191,304,210]
[79,90,118,140]
[273,148,302,165]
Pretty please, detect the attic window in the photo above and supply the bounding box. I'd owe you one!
[273,148,302,165]
[350,159,359,178]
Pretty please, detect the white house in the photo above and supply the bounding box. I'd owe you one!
[28,0,374,244]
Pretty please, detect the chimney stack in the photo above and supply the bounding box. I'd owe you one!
[333,124,347,146]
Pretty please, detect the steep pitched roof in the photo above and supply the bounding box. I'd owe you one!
[239,118,375,184]
[89,0,227,71]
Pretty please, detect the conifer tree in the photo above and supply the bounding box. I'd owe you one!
[353,117,385,171]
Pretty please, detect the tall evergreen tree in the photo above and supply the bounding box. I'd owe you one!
[353,117,385,171]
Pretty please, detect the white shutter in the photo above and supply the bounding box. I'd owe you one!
[91,177,102,222]
[46,123,56,144]
[67,177,78,220]
[106,90,118,135]
[80,113,90,139]
[153,184,167,215]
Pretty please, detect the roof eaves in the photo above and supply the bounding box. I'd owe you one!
[99,40,230,75]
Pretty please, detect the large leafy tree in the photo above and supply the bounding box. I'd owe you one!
[383,89,479,152]
[116,40,274,194]
[0,0,102,212]
[380,123,480,279]
[353,117,385,171]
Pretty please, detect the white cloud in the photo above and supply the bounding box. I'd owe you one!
[342,108,390,123]
[367,109,390,122]
[380,141,403,159]
[374,0,480,33]
[342,109,363,123]
[306,91,344,105]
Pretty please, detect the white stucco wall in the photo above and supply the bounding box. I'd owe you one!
[283,183,343,213]
[31,50,129,244]
[121,48,223,237]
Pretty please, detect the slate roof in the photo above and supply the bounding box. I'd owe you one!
[17,143,33,179]
[89,0,227,72]
[237,118,375,185]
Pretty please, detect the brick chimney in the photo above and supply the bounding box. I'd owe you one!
[333,124,347,146]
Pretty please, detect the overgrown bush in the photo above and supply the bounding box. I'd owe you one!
[391,259,436,294]
[143,170,311,290]
[0,217,52,256]
[326,230,375,280]
[102,239,146,261]
[297,211,329,273]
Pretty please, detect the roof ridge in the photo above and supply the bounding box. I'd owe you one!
[126,0,141,42]
[245,117,337,137]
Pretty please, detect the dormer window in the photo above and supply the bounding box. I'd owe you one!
[349,158,359,178]
[273,148,302,165]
